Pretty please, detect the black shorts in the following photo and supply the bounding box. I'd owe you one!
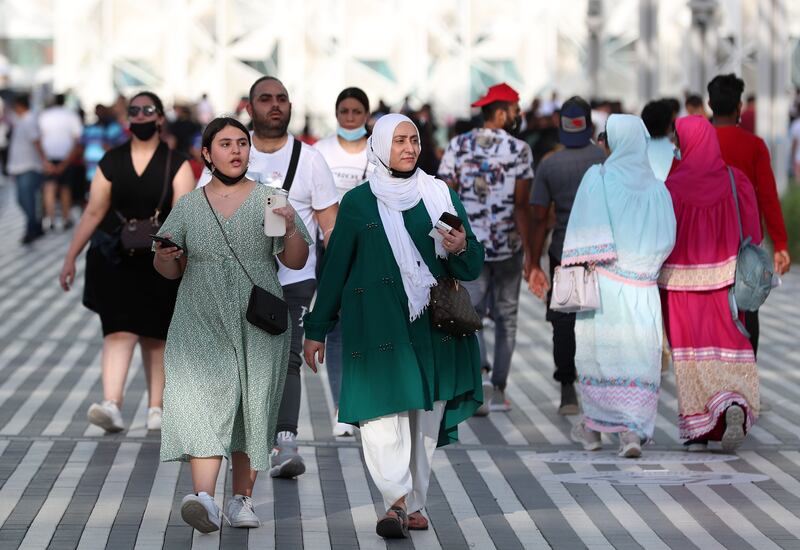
[46,159,81,188]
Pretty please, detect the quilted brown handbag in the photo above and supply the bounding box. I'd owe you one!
[430,277,482,337]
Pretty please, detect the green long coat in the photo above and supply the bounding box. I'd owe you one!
[303,183,485,446]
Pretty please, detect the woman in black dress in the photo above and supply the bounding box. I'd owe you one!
[59,91,196,433]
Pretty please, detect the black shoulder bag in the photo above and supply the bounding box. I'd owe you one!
[202,188,289,335]
[116,148,172,256]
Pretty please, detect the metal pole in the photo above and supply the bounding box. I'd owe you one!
[587,0,603,100]
[757,0,789,195]
[638,0,658,105]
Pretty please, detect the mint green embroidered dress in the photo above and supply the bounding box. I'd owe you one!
[157,185,311,470]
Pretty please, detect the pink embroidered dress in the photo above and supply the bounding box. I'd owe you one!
[659,116,762,441]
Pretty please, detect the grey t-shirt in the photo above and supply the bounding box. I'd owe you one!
[7,111,42,176]
[531,144,607,261]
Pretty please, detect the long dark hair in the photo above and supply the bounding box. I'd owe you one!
[201,117,251,170]
[335,87,370,113]
[129,91,164,115]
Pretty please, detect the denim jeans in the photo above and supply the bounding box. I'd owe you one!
[14,171,43,236]
[460,251,524,391]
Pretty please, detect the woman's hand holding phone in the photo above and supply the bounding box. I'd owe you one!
[153,233,183,262]
[271,204,298,237]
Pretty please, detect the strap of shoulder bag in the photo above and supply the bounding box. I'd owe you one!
[115,145,173,225]
[282,138,303,192]
[727,166,745,246]
[202,187,256,287]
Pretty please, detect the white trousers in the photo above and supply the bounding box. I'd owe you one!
[359,401,446,513]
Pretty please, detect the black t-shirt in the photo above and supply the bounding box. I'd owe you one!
[97,141,188,233]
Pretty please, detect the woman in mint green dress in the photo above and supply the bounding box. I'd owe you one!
[154,117,312,534]
[303,114,484,538]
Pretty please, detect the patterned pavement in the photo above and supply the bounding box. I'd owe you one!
[0,183,799,549]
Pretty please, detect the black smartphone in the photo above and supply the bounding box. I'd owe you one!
[438,212,463,232]
[150,234,182,250]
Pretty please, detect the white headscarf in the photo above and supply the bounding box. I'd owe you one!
[367,114,456,321]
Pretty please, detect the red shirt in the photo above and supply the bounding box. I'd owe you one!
[714,125,788,251]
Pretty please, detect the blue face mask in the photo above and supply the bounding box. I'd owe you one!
[337,125,367,142]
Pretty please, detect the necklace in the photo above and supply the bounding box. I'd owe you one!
[207,184,246,199]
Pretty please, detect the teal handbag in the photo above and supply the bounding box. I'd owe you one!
[727,167,774,337]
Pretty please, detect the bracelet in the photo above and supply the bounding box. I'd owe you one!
[285,227,298,239]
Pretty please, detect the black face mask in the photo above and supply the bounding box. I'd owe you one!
[212,165,247,186]
[129,121,158,141]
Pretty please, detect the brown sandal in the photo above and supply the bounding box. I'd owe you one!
[408,511,429,530]
[376,506,409,538]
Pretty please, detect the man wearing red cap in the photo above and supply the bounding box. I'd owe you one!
[438,82,534,416]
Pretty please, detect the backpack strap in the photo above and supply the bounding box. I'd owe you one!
[282,138,303,192]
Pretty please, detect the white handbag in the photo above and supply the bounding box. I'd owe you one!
[550,265,600,313]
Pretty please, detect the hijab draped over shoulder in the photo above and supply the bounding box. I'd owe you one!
[367,114,456,321]
[658,115,761,291]
[562,114,675,279]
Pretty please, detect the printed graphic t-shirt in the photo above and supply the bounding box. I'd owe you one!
[438,128,534,261]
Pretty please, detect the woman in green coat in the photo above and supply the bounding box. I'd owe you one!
[303,114,484,539]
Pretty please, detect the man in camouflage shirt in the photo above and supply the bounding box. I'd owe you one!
[438,83,534,416]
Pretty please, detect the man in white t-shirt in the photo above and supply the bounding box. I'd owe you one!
[197,77,338,478]
[791,117,800,183]
[39,94,82,230]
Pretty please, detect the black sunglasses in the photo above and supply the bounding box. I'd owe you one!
[128,105,159,117]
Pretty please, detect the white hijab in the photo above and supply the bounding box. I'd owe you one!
[367,114,456,321]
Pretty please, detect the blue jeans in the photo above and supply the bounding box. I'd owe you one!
[14,171,43,236]
[460,251,524,391]
[325,321,343,408]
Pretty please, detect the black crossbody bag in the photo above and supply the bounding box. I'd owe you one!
[203,188,288,335]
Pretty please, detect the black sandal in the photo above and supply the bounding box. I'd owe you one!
[376,506,409,538]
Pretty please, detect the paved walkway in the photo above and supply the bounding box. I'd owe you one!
[0,185,799,549]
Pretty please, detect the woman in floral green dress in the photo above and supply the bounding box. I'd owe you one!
[303,114,484,538]
[154,117,311,534]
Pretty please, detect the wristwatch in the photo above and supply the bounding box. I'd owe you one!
[454,244,468,256]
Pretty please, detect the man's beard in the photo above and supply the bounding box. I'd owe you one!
[254,107,291,138]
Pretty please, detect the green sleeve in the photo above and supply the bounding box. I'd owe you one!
[154,193,188,251]
[302,194,358,342]
[444,189,484,281]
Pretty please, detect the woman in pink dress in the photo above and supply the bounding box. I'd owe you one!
[659,115,762,452]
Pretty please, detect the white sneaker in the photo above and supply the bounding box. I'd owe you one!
[685,440,708,452]
[474,376,493,417]
[332,408,355,437]
[333,422,355,437]
[269,431,306,478]
[146,407,162,431]
[87,400,124,433]
[181,491,221,533]
[618,431,642,458]
[570,422,602,451]
[226,494,260,528]
[489,388,511,412]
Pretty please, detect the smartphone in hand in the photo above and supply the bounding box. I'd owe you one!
[264,193,288,237]
[150,234,183,251]
[429,212,463,243]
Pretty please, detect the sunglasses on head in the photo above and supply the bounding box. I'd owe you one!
[128,105,159,117]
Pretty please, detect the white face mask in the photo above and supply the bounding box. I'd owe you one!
[337,125,367,142]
